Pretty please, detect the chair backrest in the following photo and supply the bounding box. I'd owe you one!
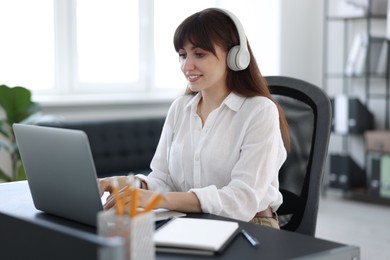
[265,76,332,236]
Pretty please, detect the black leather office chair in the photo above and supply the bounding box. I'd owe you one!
[265,76,332,237]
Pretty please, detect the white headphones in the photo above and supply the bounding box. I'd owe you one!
[216,8,250,71]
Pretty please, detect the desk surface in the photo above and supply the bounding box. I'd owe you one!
[0,181,359,260]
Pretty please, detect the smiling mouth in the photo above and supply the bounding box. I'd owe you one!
[188,75,201,82]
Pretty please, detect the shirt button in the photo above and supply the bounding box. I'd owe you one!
[194,154,200,161]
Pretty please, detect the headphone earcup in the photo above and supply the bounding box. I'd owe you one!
[227,45,250,71]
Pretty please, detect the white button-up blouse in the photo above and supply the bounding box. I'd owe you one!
[139,92,287,221]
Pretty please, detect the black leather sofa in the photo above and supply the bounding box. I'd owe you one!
[40,117,165,178]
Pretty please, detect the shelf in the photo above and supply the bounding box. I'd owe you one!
[323,0,390,204]
[367,93,390,99]
[342,189,390,206]
[370,35,388,41]
[330,132,373,137]
[324,73,387,79]
[326,14,386,21]
[326,187,390,207]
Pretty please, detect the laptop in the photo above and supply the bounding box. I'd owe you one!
[13,123,103,226]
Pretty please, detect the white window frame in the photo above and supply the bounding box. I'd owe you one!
[23,0,280,106]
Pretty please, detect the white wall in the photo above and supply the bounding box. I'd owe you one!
[280,0,324,87]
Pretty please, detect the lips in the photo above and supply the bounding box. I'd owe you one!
[187,74,202,83]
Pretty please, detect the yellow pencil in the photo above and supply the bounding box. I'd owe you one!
[111,177,124,216]
[127,175,140,218]
[130,188,139,217]
[121,183,130,213]
[142,193,163,214]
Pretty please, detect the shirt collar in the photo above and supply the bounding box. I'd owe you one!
[184,93,202,115]
[184,92,245,113]
[223,92,246,112]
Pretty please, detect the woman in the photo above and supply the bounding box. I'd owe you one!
[101,8,290,229]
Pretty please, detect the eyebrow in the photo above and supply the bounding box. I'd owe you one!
[179,45,205,52]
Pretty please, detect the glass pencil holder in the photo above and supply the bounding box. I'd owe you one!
[97,210,155,260]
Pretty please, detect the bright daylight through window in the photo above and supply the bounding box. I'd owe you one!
[0,0,280,102]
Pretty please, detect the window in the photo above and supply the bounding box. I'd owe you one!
[0,0,55,91]
[0,0,280,102]
[76,0,139,86]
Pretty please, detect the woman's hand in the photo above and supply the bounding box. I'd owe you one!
[98,176,129,197]
[101,177,202,214]
[104,187,162,212]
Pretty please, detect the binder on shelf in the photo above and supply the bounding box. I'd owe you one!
[331,95,374,134]
[344,34,387,76]
[367,153,390,199]
[380,155,390,198]
[345,33,367,76]
[353,33,369,76]
[366,37,386,75]
[329,154,366,190]
[375,40,388,75]
[367,153,381,197]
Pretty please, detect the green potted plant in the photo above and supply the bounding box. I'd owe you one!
[0,84,41,182]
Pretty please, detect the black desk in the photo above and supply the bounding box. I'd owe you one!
[0,181,360,260]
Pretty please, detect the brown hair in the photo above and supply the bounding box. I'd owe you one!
[173,8,290,150]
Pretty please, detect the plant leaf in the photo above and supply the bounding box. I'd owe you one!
[0,85,40,125]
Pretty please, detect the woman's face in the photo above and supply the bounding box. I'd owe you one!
[179,41,228,93]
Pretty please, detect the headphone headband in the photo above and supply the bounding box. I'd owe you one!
[215,8,250,71]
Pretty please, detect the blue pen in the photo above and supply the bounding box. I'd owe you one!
[241,229,260,247]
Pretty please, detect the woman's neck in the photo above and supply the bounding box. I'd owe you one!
[197,87,230,126]
[200,86,230,110]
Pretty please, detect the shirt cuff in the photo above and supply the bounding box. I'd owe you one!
[189,185,223,216]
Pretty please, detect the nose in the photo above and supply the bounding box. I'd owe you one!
[181,56,195,72]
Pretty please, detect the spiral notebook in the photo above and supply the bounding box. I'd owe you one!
[154,218,240,255]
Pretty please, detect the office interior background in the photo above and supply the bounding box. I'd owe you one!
[1,0,389,259]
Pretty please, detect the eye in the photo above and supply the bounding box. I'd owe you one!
[195,52,206,58]
[178,52,187,62]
